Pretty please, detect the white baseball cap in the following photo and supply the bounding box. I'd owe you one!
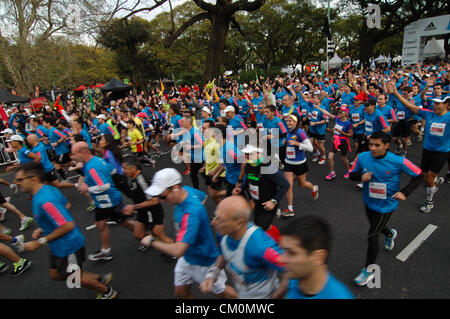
[241,144,263,154]
[224,106,235,113]
[1,128,14,134]
[97,114,107,120]
[202,107,211,115]
[6,134,24,143]
[432,96,449,103]
[145,168,182,197]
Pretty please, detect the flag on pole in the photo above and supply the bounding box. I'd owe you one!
[159,79,164,97]
[370,58,375,70]
[388,53,392,71]
[0,103,9,125]
[88,88,95,111]
[54,95,64,112]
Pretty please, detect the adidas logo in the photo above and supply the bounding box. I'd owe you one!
[424,22,437,31]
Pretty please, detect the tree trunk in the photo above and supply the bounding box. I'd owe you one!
[358,25,376,65]
[203,13,230,82]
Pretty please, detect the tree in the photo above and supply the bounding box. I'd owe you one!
[346,0,449,63]
[98,17,158,94]
[164,0,266,82]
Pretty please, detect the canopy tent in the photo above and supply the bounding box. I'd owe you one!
[393,56,402,63]
[374,55,389,63]
[74,85,87,91]
[328,53,344,68]
[423,37,445,58]
[91,83,104,88]
[101,78,131,92]
[0,89,30,104]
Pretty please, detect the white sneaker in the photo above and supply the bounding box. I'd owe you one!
[12,235,25,253]
[19,217,34,231]
[0,208,6,222]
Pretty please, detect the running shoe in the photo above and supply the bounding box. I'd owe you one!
[137,244,149,252]
[0,209,6,222]
[12,235,25,253]
[343,172,350,179]
[19,217,34,231]
[1,227,11,236]
[420,200,433,214]
[281,209,295,218]
[434,176,444,188]
[155,143,160,147]
[356,183,363,189]
[98,273,113,286]
[312,155,320,163]
[312,185,319,200]
[407,140,412,146]
[417,132,423,141]
[86,203,96,213]
[182,169,191,176]
[11,258,31,277]
[96,287,118,299]
[161,253,177,263]
[275,208,281,218]
[318,157,326,165]
[88,250,114,262]
[10,184,19,195]
[445,173,450,184]
[353,268,375,286]
[384,229,397,251]
[325,172,336,181]
[0,261,8,274]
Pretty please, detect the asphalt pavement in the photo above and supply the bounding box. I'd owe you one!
[0,133,449,299]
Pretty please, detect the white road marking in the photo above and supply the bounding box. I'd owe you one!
[396,224,438,262]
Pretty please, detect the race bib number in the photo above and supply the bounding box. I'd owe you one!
[95,194,113,208]
[311,111,318,120]
[365,121,373,133]
[397,111,405,120]
[429,122,445,137]
[249,184,260,200]
[286,146,296,159]
[334,124,343,135]
[257,123,264,129]
[301,109,307,116]
[351,113,360,122]
[369,182,387,199]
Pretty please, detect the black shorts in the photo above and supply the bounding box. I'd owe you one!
[308,132,325,141]
[136,205,164,229]
[353,133,365,145]
[0,192,6,205]
[254,202,278,231]
[284,162,308,176]
[50,246,85,277]
[46,149,56,162]
[420,149,449,174]
[331,138,350,156]
[203,174,225,190]
[95,204,128,223]
[392,122,411,138]
[55,153,71,165]
[226,181,236,197]
[44,170,58,183]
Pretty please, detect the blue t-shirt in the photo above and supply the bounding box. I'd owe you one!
[263,116,287,147]
[18,146,33,164]
[309,106,327,136]
[32,185,85,257]
[287,273,353,299]
[363,110,388,137]
[80,129,92,149]
[222,141,243,185]
[376,105,397,123]
[32,143,54,173]
[218,223,285,284]
[350,151,421,213]
[285,128,309,164]
[99,123,115,136]
[103,150,123,175]
[174,186,218,266]
[341,92,356,106]
[35,125,52,150]
[48,127,69,155]
[83,156,122,209]
[417,109,450,153]
[349,105,365,135]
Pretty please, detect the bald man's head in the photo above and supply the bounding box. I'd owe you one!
[27,134,38,146]
[70,141,92,162]
[212,196,251,238]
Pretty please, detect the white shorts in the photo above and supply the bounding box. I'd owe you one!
[174,257,227,295]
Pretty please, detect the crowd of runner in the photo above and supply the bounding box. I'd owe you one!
[0,61,449,299]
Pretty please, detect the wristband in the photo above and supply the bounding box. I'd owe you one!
[205,265,220,281]
[38,237,48,245]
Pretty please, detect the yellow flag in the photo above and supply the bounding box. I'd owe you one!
[159,80,164,96]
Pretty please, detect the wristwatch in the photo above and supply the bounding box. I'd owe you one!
[270,199,278,205]
[38,237,48,245]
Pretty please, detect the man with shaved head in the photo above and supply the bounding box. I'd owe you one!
[71,142,135,262]
[201,196,287,299]
[26,134,74,189]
